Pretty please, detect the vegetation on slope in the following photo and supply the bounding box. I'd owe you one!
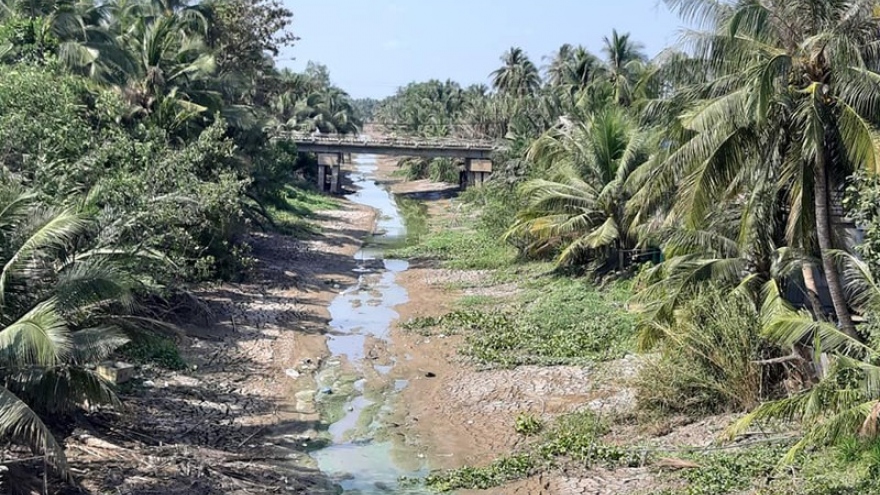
[385,1,880,491]
[8,0,880,490]
[0,0,363,482]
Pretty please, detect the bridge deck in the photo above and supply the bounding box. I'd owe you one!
[276,133,499,160]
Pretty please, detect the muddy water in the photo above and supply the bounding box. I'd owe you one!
[309,155,432,494]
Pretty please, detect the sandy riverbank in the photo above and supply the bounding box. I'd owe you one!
[370,156,643,478]
[65,152,710,495]
[68,185,377,494]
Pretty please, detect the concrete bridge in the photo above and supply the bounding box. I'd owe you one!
[275,133,499,193]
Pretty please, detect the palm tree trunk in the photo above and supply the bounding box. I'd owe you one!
[814,148,858,339]
[801,262,825,319]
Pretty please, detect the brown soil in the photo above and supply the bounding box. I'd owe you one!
[61,193,377,494]
[41,152,733,495]
[365,157,729,495]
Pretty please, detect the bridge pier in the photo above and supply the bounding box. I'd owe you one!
[317,152,343,194]
[331,158,341,193]
[460,158,494,190]
[317,160,327,190]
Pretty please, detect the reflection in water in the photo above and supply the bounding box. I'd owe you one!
[309,155,432,494]
[325,261,408,363]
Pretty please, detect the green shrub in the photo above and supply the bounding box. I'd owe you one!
[459,180,523,240]
[514,413,544,436]
[424,453,536,492]
[635,289,769,415]
[0,66,269,282]
[654,446,785,495]
[119,333,187,370]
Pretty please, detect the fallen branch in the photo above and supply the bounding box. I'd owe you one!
[0,455,46,465]
[754,351,804,366]
[236,426,267,448]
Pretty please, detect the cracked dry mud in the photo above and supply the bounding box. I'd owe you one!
[67,194,376,495]
[64,155,730,495]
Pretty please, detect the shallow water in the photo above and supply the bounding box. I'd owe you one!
[309,155,432,494]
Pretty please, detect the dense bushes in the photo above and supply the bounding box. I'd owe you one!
[0,67,254,281]
[0,0,363,480]
[635,289,773,415]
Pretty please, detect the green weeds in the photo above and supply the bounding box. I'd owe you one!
[264,183,339,236]
[388,222,517,270]
[425,410,645,492]
[635,289,769,416]
[119,333,186,370]
[750,439,880,495]
[402,278,635,366]
[650,441,880,495]
[536,410,643,467]
[395,196,430,244]
[652,446,786,495]
[514,413,544,436]
[424,453,537,492]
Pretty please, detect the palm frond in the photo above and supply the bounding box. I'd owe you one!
[0,385,71,482]
[0,209,88,308]
[0,300,70,367]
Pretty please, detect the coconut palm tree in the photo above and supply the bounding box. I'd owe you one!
[544,43,574,87]
[639,0,880,338]
[375,79,467,138]
[0,187,150,481]
[0,0,107,66]
[601,29,647,106]
[543,44,606,95]
[270,73,361,135]
[505,108,651,267]
[110,13,216,120]
[569,46,605,91]
[728,251,880,462]
[490,46,541,97]
[631,182,788,349]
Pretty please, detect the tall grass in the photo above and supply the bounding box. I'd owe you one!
[635,289,771,415]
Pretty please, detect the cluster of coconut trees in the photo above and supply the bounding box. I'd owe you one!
[0,0,361,136]
[388,0,880,460]
[522,0,880,458]
[0,0,363,483]
[375,28,652,157]
[492,29,649,105]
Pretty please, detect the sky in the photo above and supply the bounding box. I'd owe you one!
[279,1,686,99]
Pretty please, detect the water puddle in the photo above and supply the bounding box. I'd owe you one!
[309,155,432,494]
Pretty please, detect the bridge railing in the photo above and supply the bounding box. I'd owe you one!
[274,132,500,151]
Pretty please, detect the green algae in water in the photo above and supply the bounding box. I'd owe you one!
[309,155,434,494]
[395,196,429,246]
